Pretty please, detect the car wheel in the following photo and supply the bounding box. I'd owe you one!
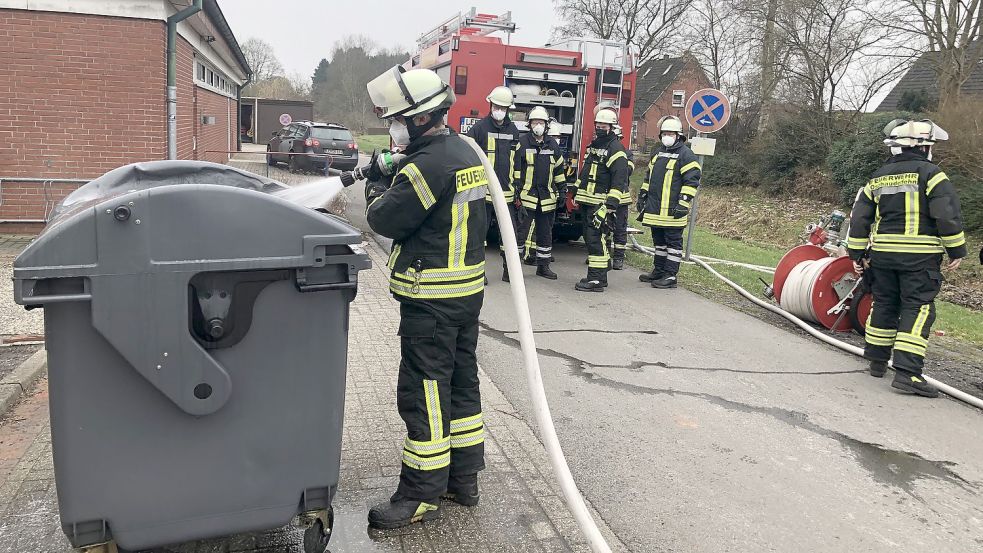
[288,152,300,173]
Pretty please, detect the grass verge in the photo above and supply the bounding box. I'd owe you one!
[356,134,391,153]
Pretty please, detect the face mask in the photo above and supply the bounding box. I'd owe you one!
[890,146,903,156]
[595,127,609,139]
[661,135,677,148]
[492,108,507,122]
[389,119,410,147]
[531,123,546,137]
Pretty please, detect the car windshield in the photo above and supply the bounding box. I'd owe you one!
[311,127,353,141]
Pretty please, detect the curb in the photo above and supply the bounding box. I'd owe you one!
[0,349,46,417]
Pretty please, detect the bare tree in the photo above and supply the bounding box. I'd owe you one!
[240,37,284,82]
[552,0,693,63]
[685,0,756,89]
[892,0,983,108]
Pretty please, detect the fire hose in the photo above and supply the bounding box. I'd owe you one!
[629,236,983,411]
[462,136,614,552]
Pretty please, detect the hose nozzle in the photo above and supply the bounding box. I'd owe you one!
[338,148,404,188]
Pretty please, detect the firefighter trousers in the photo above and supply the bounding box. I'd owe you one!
[609,204,629,261]
[651,227,684,276]
[517,205,555,266]
[396,303,485,500]
[487,202,521,261]
[863,265,942,376]
[581,204,610,281]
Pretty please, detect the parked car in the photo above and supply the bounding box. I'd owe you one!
[266,121,359,173]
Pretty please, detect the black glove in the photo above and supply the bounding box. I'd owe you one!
[364,179,389,205]
[673,205,690,218]
[518,204,529,224]
[637,191,648,212]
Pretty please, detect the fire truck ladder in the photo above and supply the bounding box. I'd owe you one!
[594,39,631,111]
[417,7,516,51]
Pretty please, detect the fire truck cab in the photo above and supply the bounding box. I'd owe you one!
[407,9,636,242]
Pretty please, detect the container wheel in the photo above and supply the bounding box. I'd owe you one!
[303,507,334,553]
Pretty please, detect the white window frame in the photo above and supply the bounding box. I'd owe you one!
[194,56,237,99]
[672,90,685,107]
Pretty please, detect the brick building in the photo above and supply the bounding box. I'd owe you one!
[633,53,712,154]
[0,0,250,233]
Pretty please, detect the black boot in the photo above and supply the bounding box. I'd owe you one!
[612,257,625,270]
[869,360,888,378]
[891,372,939,398]
[441,474,480,506]
[639,269,664,283]
[502,266,510,282]
[524,256,537,266]
[536,264,558,280]
[575,278,605,292]
[651,275,678,289]
[368,497,440,529]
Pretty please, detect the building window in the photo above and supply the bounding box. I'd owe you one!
[672,90,685,107]
[195,59,238,99]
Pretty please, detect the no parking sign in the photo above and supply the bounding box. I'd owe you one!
[685,88,730,133]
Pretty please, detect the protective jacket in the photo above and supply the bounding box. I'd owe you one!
[366,130,489,322]
[571,132,629,209]
[640,141,701,228]
[511,133,567,212]
[466,115,519,202]
[847,150,967,269]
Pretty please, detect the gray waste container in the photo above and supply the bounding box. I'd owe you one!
[12,161,370,553]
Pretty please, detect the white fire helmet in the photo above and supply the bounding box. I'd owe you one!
[366,66,454,119]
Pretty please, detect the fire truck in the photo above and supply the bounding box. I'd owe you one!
[406,8,637,241]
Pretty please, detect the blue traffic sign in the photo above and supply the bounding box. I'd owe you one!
[684,88,731,133]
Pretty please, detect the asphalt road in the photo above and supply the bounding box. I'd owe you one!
[337,161,983,553]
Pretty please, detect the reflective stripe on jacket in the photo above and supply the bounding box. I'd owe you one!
[512,133,567,211]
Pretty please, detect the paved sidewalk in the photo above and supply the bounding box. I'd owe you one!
[0,239,624,552]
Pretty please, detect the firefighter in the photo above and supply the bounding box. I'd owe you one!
[513,106,567,279]
[466,85,521,282]
[570,106,630,292]
[847,119,966,398]
[363,66,489,528]
[637,115,701,289]
[610,123,635,270]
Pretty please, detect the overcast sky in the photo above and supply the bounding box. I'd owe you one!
[221,1,558,78]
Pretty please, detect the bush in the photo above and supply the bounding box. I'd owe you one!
[949,173,983,232]
[826,111,914,204]
[701,152,754,187]
[755,111,833,190]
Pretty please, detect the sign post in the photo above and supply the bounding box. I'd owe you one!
[682,88,730,261]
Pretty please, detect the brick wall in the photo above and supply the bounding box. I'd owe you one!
[0,10,167,229]
[176,36,195,160]
[636,62,713,150]
[195,87,236,164]
[0,11,242,233]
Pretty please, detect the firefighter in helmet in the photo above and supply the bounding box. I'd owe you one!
[637,115,701,289]
[364,66,489,528]
[610,123,635,270]
[466,85,521,282]
[847,119,966,398]
[512,106,567,279]
[570,106,630,292]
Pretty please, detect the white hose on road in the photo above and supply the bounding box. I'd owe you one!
[630,238,983,410]
[462,136,613,552]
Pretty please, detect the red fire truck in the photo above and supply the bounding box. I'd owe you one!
[406,8,637,240]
